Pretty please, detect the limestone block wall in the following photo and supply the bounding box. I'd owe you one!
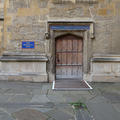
[0,0,120,82]
[3,0,49,54]
[92,0,120,54]
[91,55,120,82]
[0,0,4,19]
[0,21,3,55]
[0,0,4,55]
[1,0,120,55]
[0,54,48,82]
[0,61,48,82]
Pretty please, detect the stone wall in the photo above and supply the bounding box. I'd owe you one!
[91,54,120,82]
[1,0,120,55]
[0,0,120,82]
[0,0,4,19]
[0,21,3,55]
[0,0,4,55]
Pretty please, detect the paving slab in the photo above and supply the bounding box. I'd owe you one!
[8,95,32,103]
[63,94,85,103]
[46,109,74,120]
[47,95,66,103]
[87,102,120,120]
[75,109,93,120]
[0,109,15,120]
[3,88,32,95]
[69,91,91,95]
[41,84,51,94]
[48,89,70,95]
[57,105,74,116]
[0,107,26,114]
[112,103,120,113]
[88,96,109,103]
[32,108,53,113]
[31,95,50,103]
[0,95,14,103]
[103,92,120,103]
[12,109,49,120]
[32,88,42,95]
[0,81,119,120]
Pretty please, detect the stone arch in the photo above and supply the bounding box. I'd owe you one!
[55,33,83,40]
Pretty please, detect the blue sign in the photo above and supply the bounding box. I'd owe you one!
[50,25,90,30]
[22,41,35,49]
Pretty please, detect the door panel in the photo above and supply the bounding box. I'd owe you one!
[56,35,83,80]
[73,39,78,51]
[72,53,78,64]
[78,39,83,52]
[77,53,83,65]
[67,40,72,51]
[67,53,72,64]
[62,53,67,64]
[56,53,62,64]
[56,39,62,52]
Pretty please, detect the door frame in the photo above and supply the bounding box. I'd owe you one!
[55,34,84,80]
[46,21,94,82]
[47,30,92,82]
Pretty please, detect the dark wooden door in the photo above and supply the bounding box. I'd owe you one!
[55,35,83,80]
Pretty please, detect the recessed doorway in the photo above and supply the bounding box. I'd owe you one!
[53,34,92,90]
[55,34,83,80]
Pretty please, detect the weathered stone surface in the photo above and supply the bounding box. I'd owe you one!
[46,109,74,120]
[87,101,120,120]
[75,109,93,120]
[0,110,15,120]
[0,0,120,82]
[0,21,4,55]
[0,55,48,82]
[0,82,119,120]
[31,95,50,103]
[91,55,120,82]
[12,109,49,120]
[1,62,47,73]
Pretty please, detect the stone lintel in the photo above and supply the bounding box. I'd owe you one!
[48,19,94,23]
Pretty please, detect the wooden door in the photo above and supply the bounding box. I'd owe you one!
[55,34,83,80]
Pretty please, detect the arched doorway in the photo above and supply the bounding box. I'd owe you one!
[55,34,83,80]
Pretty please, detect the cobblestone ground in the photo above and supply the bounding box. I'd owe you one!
[0,81,120,120]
